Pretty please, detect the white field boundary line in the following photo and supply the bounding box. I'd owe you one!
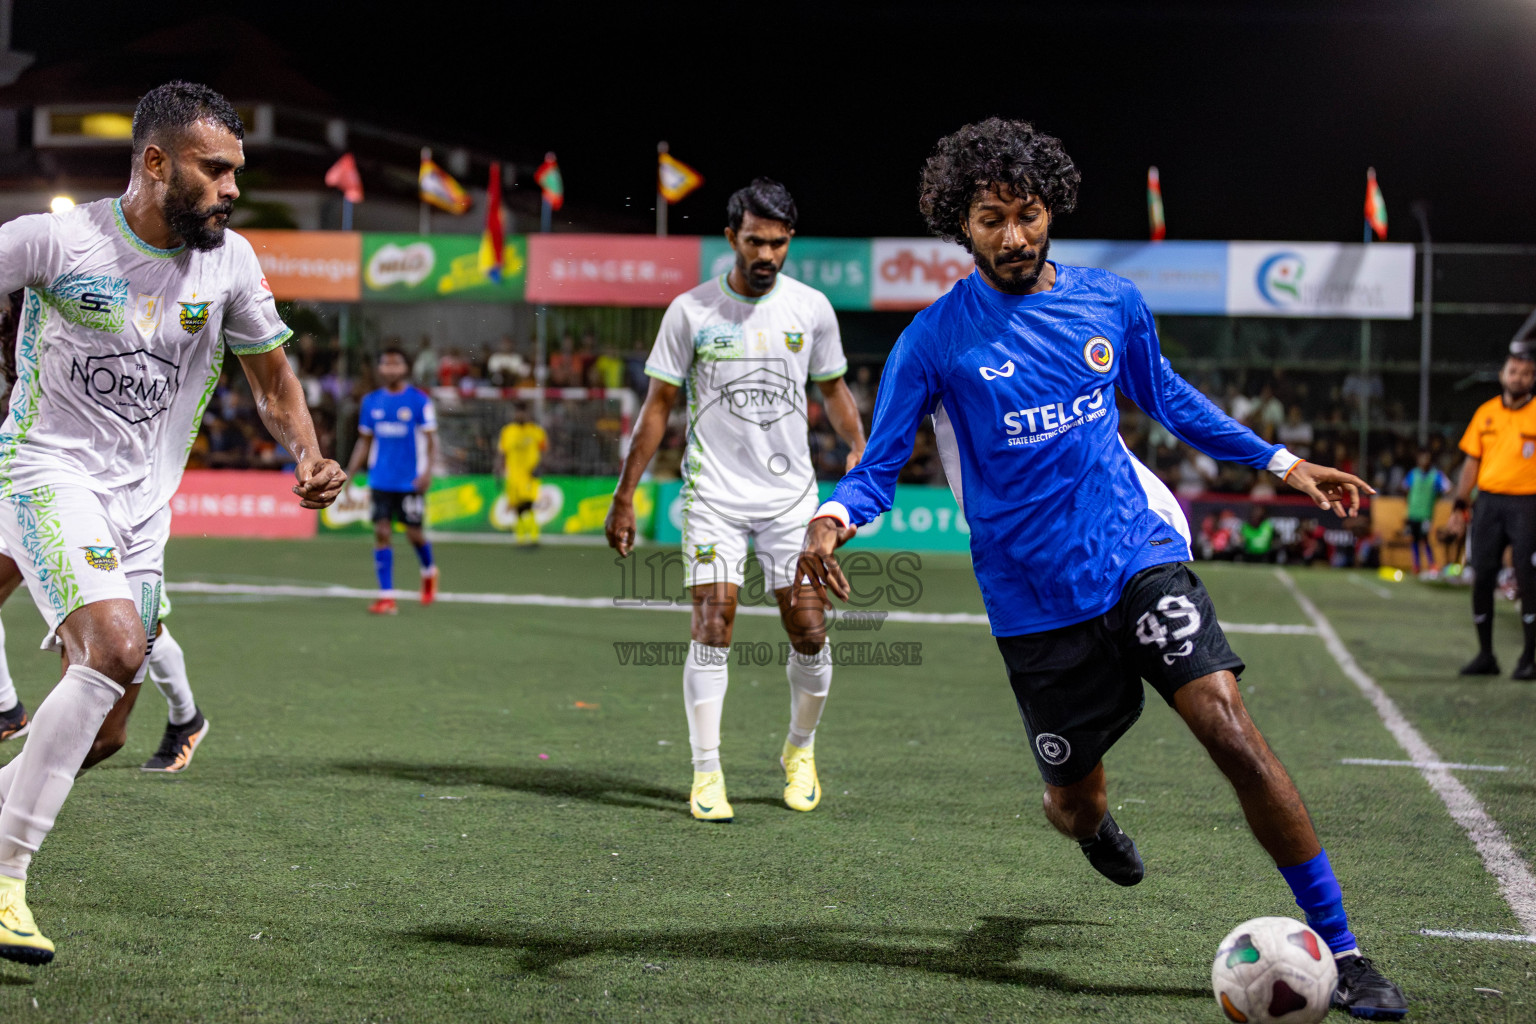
[1340,758,1512,773]
[1418,929,1536,944]
[165,581,1314,634]
[1275,568,1536,935]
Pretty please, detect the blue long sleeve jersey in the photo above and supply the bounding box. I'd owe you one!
[822,265,1298,637]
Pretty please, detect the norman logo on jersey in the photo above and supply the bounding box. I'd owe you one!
[716,365,801,430]
[979,360,1016,381]
[68,348,181,425]
[178,300,212,336]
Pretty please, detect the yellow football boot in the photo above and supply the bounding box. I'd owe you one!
[781,739,821,812]
[0,875,54,965]
[690,769,734,823]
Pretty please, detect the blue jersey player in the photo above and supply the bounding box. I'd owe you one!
[346,347,439,614]
[794,120,1406,1019]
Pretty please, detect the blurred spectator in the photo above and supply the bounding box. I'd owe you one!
[1252,383,1285,440]
[413,336,439,388]
[846,365,876,422]
[1239,506,1275,563]
[1173,444,1218,497]
[487,335,531,387]
[1402,447,1450,573]
[1276,405,1313,460]
[437,347,471,387]
[591,346,625,389]
[548,333,579,386]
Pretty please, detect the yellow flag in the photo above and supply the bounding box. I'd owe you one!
[658,152,703,204]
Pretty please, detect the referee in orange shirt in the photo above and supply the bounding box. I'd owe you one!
[1447,343,1536,678]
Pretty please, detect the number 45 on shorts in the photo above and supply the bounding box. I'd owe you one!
[1135,595,1203,664]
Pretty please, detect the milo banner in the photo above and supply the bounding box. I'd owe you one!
[361,233,527,302]
[651,481,971,553]
[321,475,653,536]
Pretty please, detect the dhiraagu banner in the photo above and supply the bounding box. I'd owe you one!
[650,481,970,553]
[320,475,651,536]
[700,237,872,310]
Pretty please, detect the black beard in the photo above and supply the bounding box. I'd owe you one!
[164,166,232,251]
[736,253,779,292]
[977,235,1051,295]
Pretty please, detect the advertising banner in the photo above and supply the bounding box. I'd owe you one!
[169,470,318,538]
[869,238,975,310]
[1225,242,1415,319]
[526,235,699,307]
[700,237,872,309]
[360,233,527,302]
[651,482,970,553]
[238,230,361,302]
[319,475,651,536]
[1052,240,1228,314]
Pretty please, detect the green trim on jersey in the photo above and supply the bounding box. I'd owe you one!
[717,274,781,306]
[644,365,684,386]
[809,362,849,382]
[0,291,47,498]
[227,327,294,357]
[111,198,186,259]
[185,339,228,458]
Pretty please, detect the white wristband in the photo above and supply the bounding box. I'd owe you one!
[1266,449,1302,479]
[812,501,851,528]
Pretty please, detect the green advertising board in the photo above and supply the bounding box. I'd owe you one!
[649,481,970,553]
[360,233,527,302]
[699,237,871,309]
[320,475,650,536]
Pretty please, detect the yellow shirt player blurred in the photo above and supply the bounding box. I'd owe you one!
[498,403,547,544]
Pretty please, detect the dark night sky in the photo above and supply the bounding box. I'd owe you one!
[16,0,1536,243]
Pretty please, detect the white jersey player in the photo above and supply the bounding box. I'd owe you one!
[606,179,866,823]
[0,81,345,965]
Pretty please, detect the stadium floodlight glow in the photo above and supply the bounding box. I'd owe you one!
[49,195,74,214]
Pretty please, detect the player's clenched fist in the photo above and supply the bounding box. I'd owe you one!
[293,457,347,509]
[605,496,637,557]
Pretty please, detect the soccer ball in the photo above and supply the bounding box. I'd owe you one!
[1211,916,1338,1023]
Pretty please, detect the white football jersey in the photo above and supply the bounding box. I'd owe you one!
[646,272,847,523]
[0,199,289,525]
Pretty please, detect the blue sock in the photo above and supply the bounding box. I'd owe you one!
[414,541,434,570]
[374,547,393,592]
[1278,849,1359,956]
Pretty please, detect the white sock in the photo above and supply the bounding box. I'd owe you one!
[683,641,729,773]
[786,647,832,749]
[147,626,197,726]
[0,665,122,880]
[0,615,16,713]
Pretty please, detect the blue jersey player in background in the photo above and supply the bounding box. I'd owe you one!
[346,347,439,615]
[794,119,1407,1019]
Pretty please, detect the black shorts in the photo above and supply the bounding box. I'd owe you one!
[996,562,1244,787]
[1406,519,1429,543]
[371,489,425,528]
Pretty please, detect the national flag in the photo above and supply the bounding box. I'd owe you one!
[324,152,363,204]
[1147,166,1165,242]
[478,162,505,283]
[1365,167,1388,240]
[419,149,472,214]
[659,152,703,204]
[535,152,564,211]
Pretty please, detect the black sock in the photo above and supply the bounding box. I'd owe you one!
[1476,616,1494,655]
[1522,612,1536,662]
[1077,812,1117,849]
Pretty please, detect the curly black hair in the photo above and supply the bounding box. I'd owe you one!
[918,118,1080,251]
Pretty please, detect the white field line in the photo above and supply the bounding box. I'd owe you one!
[164,581,1313,633]
[1418,929,1536,944]
[1345,574,1394,599]
[1275,568,1536,935]
[1341,758,1511,773]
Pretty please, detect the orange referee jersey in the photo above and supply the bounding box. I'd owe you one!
[1459,395,1536,495]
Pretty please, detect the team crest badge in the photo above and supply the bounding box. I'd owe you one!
[178,301,212,336]
[693,544,717,565]
[81,544,119,572]
[1083,336,1114,374]
[784,330,805,353]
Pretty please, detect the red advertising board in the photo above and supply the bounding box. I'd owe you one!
[169,471,318,539]
[238,230,362,302]
[526,234,699,306]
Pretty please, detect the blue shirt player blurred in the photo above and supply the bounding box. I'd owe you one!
[794,120,1406,1018]
[346,347,439,614]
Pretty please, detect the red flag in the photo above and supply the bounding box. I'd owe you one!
[324,153,363,204]
[1365,167,1388,240]
[478,162,505,283]
[1147,166,1166,242]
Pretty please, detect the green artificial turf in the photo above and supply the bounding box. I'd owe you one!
[0,539,1529,1021]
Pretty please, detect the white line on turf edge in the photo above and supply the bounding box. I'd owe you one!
[1341,758,1511,772]
[164,581,1315,633]
[1418,929,1536,943]
[1274,568,1536,935]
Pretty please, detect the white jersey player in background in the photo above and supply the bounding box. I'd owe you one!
[606,179,866,822]
[0,81,345,964]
